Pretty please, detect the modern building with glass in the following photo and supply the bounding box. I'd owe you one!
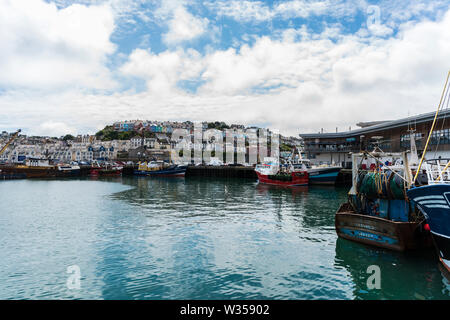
[299,109,450,167]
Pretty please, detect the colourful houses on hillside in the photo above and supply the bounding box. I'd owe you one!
[113,120,192,134]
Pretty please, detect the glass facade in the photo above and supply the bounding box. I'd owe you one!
[429,129,450,145]
[400,133,423,148]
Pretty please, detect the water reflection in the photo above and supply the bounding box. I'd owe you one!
[2,176,449,299]
[334,238,448,299]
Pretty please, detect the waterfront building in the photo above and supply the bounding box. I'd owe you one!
[299,109,450,167]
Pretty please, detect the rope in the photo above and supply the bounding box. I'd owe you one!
[433,78,450,158]
[414,70,450,183]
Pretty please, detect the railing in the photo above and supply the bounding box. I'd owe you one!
[424,159,450,184]
[305,146,358,152]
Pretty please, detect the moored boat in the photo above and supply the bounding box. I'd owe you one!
[406,71,450,274]
[0,158,57,178]
[407,182,450,273]
[288,147,341,185]
[90,161,123,176]
[308,165,342,185]
[56,164,81,177]
[334,150,432,251]
[134,161,187,177]
[255,157,308,187]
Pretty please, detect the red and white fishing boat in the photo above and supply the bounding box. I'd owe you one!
[255,157,309,187]
[90,161,123,177]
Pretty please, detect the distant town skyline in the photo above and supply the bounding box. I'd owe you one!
[1,0,450,137]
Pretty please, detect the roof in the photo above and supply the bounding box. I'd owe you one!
[299,109,450,139]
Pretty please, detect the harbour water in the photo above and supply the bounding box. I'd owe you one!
[0,177,449,300]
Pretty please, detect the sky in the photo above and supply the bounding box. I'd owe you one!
[0,0,449,137]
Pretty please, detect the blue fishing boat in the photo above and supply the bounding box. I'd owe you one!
[406,71,450,275]
[407,183,450,274]
[287,147,341,185]
[308,166,342,185]
[135,161,187,177]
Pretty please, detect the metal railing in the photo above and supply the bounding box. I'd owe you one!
[424,159,450,184]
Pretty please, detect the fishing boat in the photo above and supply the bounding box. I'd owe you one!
[407,179,450,274]
[0,158,58,179]
[56,164,81,177]
[308,165,342,185]
[134,161,187,177]
[90,161,123,176]
[289,147,341,185]
[335,149,432,251]
[255,157,308,187]
[407,71,450,275]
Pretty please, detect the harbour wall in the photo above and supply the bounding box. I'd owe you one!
[3,165,352,185]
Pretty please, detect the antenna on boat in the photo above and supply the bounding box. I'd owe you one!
[413,70,450,184]
[408,128,419,166]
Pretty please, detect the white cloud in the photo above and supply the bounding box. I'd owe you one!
[120,48,203,94]
[1,1,450,138]
[0,0,116,90]
[163,6,208,45]
[36,121,77,137]
[101,8,450,135]
[205,0,357,22]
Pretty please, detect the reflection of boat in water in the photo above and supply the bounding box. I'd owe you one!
[255,157,308,187]
[334,238,445,299]
[335,149,432,252]
[134,161,187,177]
[255,181,308,199]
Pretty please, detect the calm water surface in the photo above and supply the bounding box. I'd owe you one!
[0,177,449,299]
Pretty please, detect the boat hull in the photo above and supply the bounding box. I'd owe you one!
[308,167,341,185]
[56,169,81,177]
[90,168,122,176]
[255,170,308,187]
[335,203,431,251]
[407,184,450,273]
[134,165,187,177]
[0,165,57,178]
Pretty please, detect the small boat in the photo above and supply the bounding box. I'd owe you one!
[56,164,81,177]
[255,157,308,187]
[134,161,187,177]
[90,161,122,176]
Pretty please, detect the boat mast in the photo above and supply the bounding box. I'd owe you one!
[413,71,450,184]
[408,128,419,166]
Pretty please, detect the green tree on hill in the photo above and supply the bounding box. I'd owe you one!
[62,134,75,141]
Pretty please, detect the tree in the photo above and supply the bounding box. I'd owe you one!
[62,134,75,141]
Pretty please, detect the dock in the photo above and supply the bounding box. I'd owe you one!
[1,164,352,185]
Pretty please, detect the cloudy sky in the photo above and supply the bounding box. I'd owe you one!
[0,0,449,137]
